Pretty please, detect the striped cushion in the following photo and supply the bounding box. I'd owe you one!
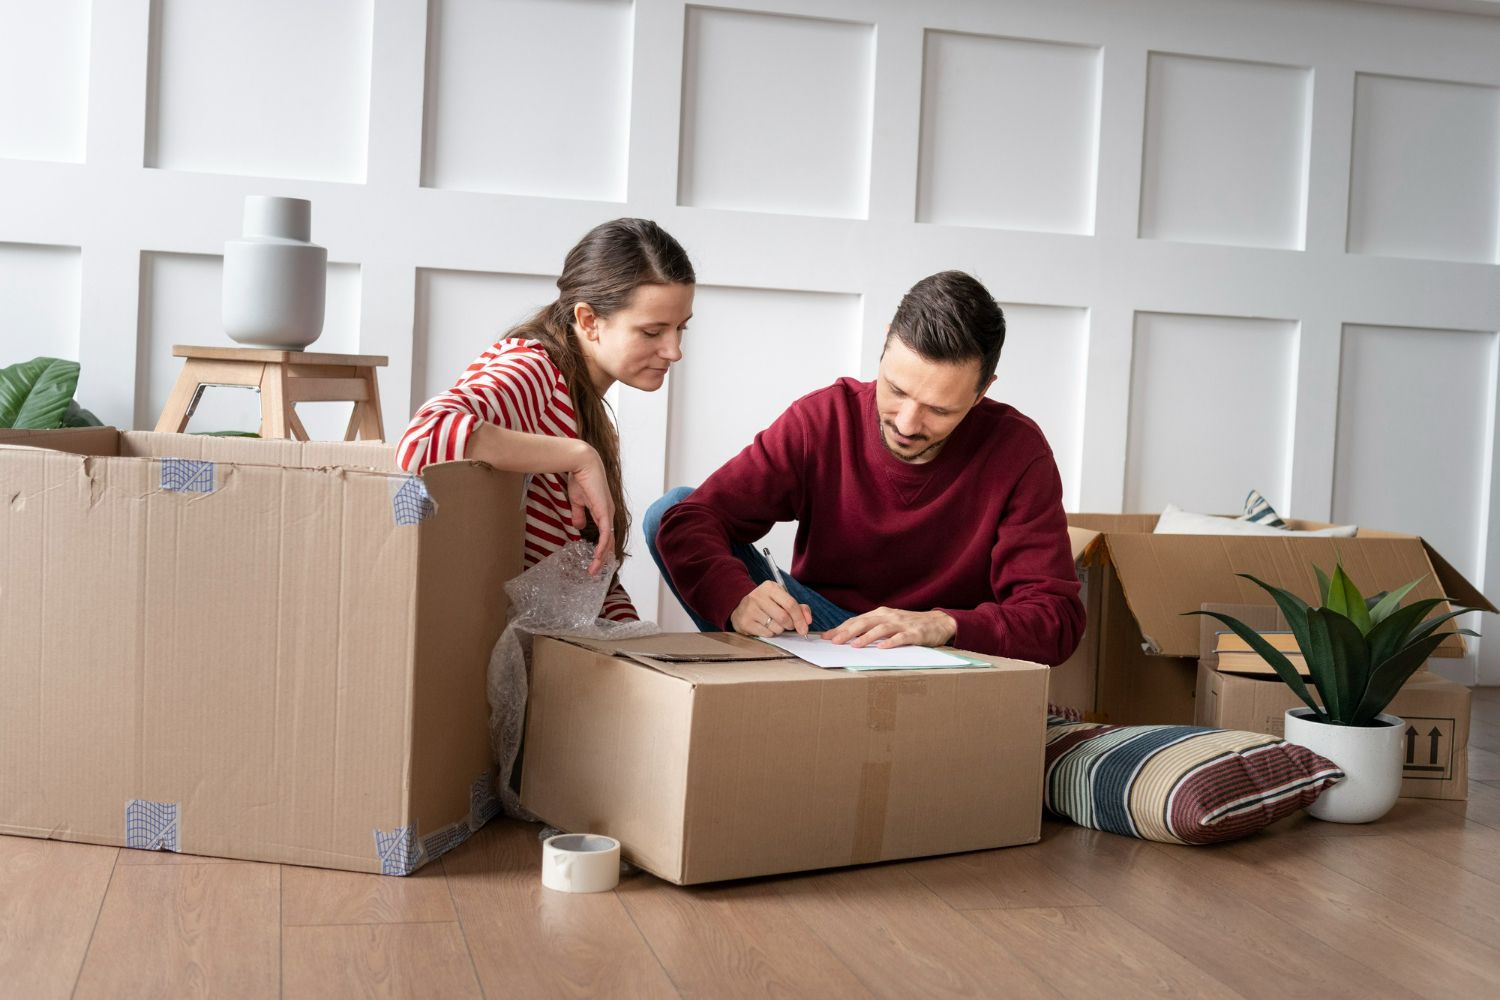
[1044,716,1345,845]
[1240,488,1287,527]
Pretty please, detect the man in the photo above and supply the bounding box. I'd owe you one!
[644,271,1083,665]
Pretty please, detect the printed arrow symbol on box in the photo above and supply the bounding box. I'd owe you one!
[1428,726,1442,766]
[1406,726,1418,765]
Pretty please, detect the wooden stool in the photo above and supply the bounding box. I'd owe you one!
[154,345,388,441]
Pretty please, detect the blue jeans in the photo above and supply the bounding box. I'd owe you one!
[643,486,854,633]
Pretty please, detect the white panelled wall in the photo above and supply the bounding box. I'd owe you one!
[1,0,1498,679]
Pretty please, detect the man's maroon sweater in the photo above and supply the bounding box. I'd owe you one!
[655,378,1085,664]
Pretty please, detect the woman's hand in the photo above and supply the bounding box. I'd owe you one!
[565,441,614,576]
[730,582,812,637]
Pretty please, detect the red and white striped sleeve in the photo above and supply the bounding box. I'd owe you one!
[396,343,560,475]
[601,575,639,623]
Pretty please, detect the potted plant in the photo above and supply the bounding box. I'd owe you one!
[0,357,102,428]
[1189,564,1479,823]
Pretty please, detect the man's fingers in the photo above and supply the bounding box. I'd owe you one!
[849,624,898,648]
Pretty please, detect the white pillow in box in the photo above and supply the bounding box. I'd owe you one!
[1155,503,1357,537]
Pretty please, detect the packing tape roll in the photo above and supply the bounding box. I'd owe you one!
[541,833,621,893]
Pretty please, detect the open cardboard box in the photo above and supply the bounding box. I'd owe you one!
[0,427,524,872]
[519,632,1049,884]
[1195,604,1472,800]
[1053,513,1493,726]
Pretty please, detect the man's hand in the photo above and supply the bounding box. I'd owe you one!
[730,582,812,638]
[825,608,957,649]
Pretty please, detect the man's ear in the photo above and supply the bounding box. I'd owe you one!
[574,302,600,341]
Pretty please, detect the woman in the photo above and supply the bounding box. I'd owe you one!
[397,218,695,621]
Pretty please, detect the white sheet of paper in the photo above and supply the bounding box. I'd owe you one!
[760,634,983,671]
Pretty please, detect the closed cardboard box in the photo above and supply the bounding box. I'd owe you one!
[1194,604,1471,800]
[520,633,1049,884]
[0,427,523,872]
[1061,513,1492,726]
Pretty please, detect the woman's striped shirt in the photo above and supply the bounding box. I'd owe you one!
[395,337,637,622]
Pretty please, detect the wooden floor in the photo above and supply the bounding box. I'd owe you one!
[6,689,1500,999]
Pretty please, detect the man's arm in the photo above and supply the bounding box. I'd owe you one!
[655,406,808,629]
[941,453,1083,663]
[826,453,1084,665]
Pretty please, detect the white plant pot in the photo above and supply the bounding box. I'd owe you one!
[1284,708,1404,823]
[223,195,327,350]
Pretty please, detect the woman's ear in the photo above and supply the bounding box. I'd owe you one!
[574,302,601,342]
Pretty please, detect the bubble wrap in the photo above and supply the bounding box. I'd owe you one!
[490,540,659,819]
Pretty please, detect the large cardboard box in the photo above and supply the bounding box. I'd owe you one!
[1044,526,1102,713]
[520,632,1049,884]
[1194,604,1472,800]
[0,427,523,873]
[1061,513,1492,726]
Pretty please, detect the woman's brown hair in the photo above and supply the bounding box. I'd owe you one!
[508,218,695,562]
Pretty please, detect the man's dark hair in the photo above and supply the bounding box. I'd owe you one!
[886,271,1005,391]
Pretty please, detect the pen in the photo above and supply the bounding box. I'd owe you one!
[763,547,810,635]
[762,547,791,591]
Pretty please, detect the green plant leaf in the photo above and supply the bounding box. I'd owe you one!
[1236,572,1314,659]
[1185,609,1324,718]
[1400,606,1479,653]
[1319,608,1373,724]
[1302,609,1345,722]
[1367,597,1450,668]
[0,357,80,429]
[1367,577,1423,627]
[1326,565,1372,634]
[60,399,103,427]
[1314,565,1332,607]
[1314,611,1374,728]
[1351,632,1468,725]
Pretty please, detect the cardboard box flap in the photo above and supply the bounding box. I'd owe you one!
[119,430,397,472]
[0,426,122,456]
[1421,542,1496,613]
[1068,513,1159,534]
[552,632,791,661]
[1068,526,1101,562]
[1108,533,1462,657]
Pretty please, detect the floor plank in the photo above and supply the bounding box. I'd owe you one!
[282,922,481,1000]
[0,837,117,1000]
[1164,832,1500,999]
[1291,834,1500,952]
[1437,779,1500,830]
[774,864,1061,999]
[281,861,456,926]
[72,861,280,1000]
[1033,825,1422,999]
[617,876,872,999]
[441,819,678,999]
[904,830,1098,910]
[1468,746,1500,782]
[964,905,1245,999]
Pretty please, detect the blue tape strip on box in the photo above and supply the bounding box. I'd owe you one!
[160,459,215,493]
[374,825,422,876]
[373,772,502,875]
[125,799,180,852]
[391,476,434,526]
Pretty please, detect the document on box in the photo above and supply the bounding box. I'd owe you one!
[760,634,985,670]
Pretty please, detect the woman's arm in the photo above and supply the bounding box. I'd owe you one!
[465,423,615,577]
